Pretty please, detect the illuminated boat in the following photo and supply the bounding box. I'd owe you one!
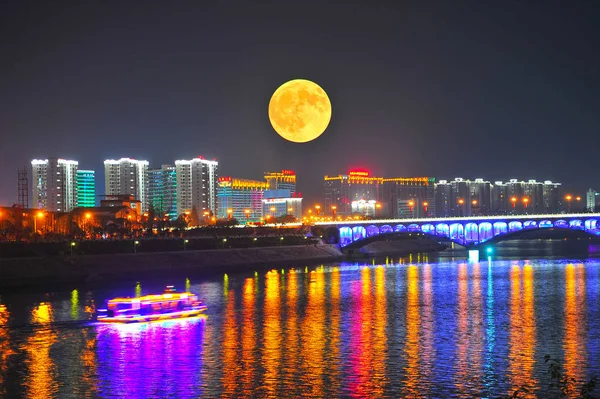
[97,287,207,323]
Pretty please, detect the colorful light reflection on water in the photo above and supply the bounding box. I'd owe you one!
[0,258,599,398]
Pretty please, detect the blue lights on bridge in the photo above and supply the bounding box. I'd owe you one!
[317,214,600,247]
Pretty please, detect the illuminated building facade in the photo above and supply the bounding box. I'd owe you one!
[76,170,96,208]
[217,177,268,221]
[149,165,177,220]
[587,189,599,212]
[31,157,78,212]
[324,170,434,217]
[175,157,218,216]
[104,158,149,212]
[265,170,296,194]
[262,189,302,221]
[437,178,563,216]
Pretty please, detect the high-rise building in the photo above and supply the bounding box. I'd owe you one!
[265,170,296,194]
[175,157,218,216]
[324,169,433,217]
[217,176,268,221]
[434,178,472,217]
[104,158,149,212]
[262,189,302,221]
[587,189,599,212]
[470,178,492,215]
[31,158,78,212]
[148,165,177,220]
[76,170,95,207]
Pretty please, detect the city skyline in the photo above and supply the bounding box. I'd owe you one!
[1,2,599,206]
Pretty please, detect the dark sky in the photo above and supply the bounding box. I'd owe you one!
[1,1,599,206]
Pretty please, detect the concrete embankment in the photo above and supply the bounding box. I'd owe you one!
[0,244,344,289]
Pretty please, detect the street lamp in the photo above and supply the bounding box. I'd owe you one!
[34,211,44,234]
[423,201,429,217]
[222,238,227,249]
[70,241,76,256]
[408,200,414,214]
[270,206,276,219]
[565,195,572,213]
[184,239,189,251]
[134,240,139,253]
[315,205,321,216]
[227,208,233,220]
[576,196,581,212]
[331,205,337,217]
[85,212,92,237]
[510,197,517,209]
[375,202,382,218]
[522,197,529,210]
[244,209,251,220]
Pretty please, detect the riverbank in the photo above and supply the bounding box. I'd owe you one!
[0,244,345,290]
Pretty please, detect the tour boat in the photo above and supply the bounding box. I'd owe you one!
[97,286,207,323]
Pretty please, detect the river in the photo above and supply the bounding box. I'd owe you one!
[0,253,599,398]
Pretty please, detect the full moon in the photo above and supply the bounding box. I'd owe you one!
[268,79,332,143]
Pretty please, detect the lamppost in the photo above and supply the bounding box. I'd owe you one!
[331,205,337,217]
[375,202,382,218]
[576,196,581,212]
[70,241,76,256]
[134,240,139,253]
[422,201,428,217]
[315,205,321,216]
[227,208,233,220]
[457,198,464,217]
[510,197,517,212]
[222,238,227,249]
[523,197,529,212]
[270,206,276,219]
[565,195,572,213]
[184,239,189,251]
[244,209,251,221]
[85,212,91,238]
[408,200,414,217]
[471,199,478,217]
[34,211,44,234]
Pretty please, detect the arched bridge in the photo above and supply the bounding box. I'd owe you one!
[314,213,600,248]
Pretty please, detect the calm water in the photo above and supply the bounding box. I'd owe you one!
[1,256,599,398]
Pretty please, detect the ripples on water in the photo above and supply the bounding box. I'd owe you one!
[0,257,599,398]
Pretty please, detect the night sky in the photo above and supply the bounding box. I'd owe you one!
[1,1,599,206]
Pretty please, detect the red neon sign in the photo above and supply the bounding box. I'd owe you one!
[349,169,370,177]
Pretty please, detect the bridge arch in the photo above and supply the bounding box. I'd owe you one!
[585,220,598,230]
[555,220,568,228]
[422,224,435,234]
[339,227,353,246]
[479,222,493,242]
[436,223,449,237]
[509,221,522,232]
[395,224,407,232]
[465,223,479,243]
[352,226,366,241]
[408,224,421,232]
[539,220,553,228]
[569,220,584,230]
[366,225,379,237]
[449,223,464,243]
[524,220,537,229]
[380,224,393,234]
[493,222,507,236]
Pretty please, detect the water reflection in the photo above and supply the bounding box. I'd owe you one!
[240,277,257,397]
[0,304,13,396]
[96,316,206,398]
[564,264,587,394]
[404,265,421,397]
[22,302,58,399]
[0,259,599,398]
[263,270,282,396]
[508,263,537,397]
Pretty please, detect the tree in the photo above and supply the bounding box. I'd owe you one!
[146,204,157,229]
[190,206,200,227]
